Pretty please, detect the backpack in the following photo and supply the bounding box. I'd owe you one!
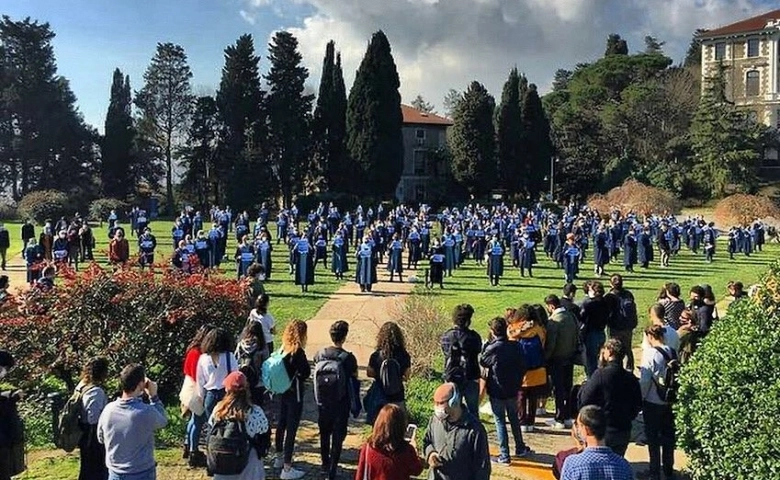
[379,357,404,397]
[313,350,350,407]
[518,336,545,370]
[261,349,292,395]
[238,344,265,389]
[653,347,681,403]
[205,419,251,476]
[443,336,468,386]
[55,385,94,452]
[614,291,638,330]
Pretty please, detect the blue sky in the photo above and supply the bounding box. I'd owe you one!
[5,0,778,132]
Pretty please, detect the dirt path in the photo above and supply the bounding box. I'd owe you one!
[3,251,29,293]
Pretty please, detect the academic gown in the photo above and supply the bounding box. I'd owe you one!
[235,244,255,278]
[487,242,504,279]
[294,240,315,286]
[428,248,445,285]
[518,239,535,269]
[387,240,404,274]
[355,243,377,286]
[194,237,212,268]
[563,244,581,282]
[623,234,638,267]
[256,240,273,279]
[638,232,653,265]
[594,232,609,267]
[331,238,349,274]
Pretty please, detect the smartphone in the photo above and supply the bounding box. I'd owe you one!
[404,424,418,443]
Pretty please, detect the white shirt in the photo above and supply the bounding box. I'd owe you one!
[249,309,275,345]
[196,352,239,399]
[640,327,680,366]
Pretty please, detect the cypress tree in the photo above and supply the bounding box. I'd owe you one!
[180,96,218,208]
[346,30,404,197]
[449,81,497,197]
[330,52,347,191]
[102,68,134,198]
[521,84,554,200]
[313,41,335,189]
[496,68,524,194]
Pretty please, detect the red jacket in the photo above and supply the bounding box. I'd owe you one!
[183,347,201,379]
[354,443,423,480]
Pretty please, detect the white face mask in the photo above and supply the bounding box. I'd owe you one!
[434,405,448,421]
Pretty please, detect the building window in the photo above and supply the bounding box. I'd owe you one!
[747,38,760,58]
[415,129,426,139]
[413,150,426,175]
[715,42,726,61]
[415,184,426,202]
[746,70,760,96]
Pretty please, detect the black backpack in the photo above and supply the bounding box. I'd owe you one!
[313,350,349,407]
[653,347,681,403]
[237,344,265,389]
[206,418,251,476]
[443,337,468,386]
[379,357,403,397]
[610,290,638,331]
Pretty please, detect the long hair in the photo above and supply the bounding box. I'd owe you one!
[282,319,307,354]
[368,404,408,453]
[80,357,109,385]
[376,322,406,360]
[239,321,266,347]
[187,324,216,351]
[212,387,251,423]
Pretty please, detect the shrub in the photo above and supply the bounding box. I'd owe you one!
[587,179,681,218]
[0,264,249,400]
[676,259,780,480]
[17,190,70,224]
[391,292,450,378]
[713,194,779,227]
[89,198,129,223]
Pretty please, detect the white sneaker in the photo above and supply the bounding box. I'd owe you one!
[273,455,284,469]
[545,419,566,429]
[280,466,306,479]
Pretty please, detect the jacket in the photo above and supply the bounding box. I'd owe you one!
[544,308,579,362]
[479,336,524,400]
[440,327,483,382]
[354,442,423,480]
[578,361,642,432]
[282,347,311,403]
[509,322,547,388]
[580,296,611,335]
[0,229,9,249]
[422,412,490,480]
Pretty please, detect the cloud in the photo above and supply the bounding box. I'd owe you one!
[239,9,256,25]
[246,0,774,111]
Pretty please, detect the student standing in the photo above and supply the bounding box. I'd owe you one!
[354,404,424,480]
[77,357,110,480]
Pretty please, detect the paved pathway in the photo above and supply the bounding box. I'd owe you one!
[2,251,29,292]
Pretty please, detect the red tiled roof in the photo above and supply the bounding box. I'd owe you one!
[702,9,780,37]
[401,105,453,126]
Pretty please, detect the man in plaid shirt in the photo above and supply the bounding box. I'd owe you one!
[561,405,634,480]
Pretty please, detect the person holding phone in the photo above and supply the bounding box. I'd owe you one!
[354,404,422,480]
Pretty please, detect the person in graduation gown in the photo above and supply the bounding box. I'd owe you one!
[407,227,422,269]
[294,236,315,292]
[52,230,70,267]
[727,228,737,260]
[355,237,377,293]
[207,224,224,268]
[171,240,192,274]
[703,224,716,263]
[313,235,328,269]
[24,238,44,285]
[638,226,653,269]
[473,227,487,266]
[138,227,157,270]
[330,232,348,280]
[386,233,404,282]
[194,230,212,269]
[486,236,504,287]
[255,232,273,279]
[562,233,581,284]
[623,228,638,272]
[234,235,256,280]
[37,224,53,261]
[427,240,445,289]
[552,222,566,268]
[518,231,536,278]
[171,220,185,250]
[442,232,456,277]
[593,225,609,276]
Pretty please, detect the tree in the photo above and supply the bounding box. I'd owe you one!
[449,81,496,196]
[496,68,524,193]
[101,69,135,198]
[346,30,404,197]
[265,31,313,208]
[215,34,266,209]
[644,35,665,55]
[135,43,194,212]
[605,33,629,56]
[313,41,348,192]
[552,69,573,92]
[180,96,217,207]
[521,84,554,199]
[442,88,462,119]
[411,94,435,113]
[684,29,706,68]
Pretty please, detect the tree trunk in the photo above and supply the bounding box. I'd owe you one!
[166,133,174,215]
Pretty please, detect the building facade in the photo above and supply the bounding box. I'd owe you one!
[699,9,780,128]
[395,105,453,203]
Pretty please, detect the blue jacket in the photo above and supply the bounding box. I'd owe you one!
[480,336,525,400]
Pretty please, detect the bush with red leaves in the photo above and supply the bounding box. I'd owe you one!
[0,264,248,399]
[587,179,681,218]
[713,194,780,227]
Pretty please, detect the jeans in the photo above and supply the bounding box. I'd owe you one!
[489,397,525,459]
[517,385,546,426]
[584,331,606,378]
[548,359,574,423]
[108,467,156,480]
[609,329,635,371]
[604,427,631,457]
[461,380,480,416]
[276,394,304,464]
[644,401,676,477]
[186,411,206,453]
[318,403,349,479]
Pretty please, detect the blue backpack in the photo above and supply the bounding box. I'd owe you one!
[261,349,292,394]
[518,336,545,370]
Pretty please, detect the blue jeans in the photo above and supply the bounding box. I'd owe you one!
[108,467,155,480]
[462,380,480,416]
[186,411,206,453]
[584,331,606,378]
[489,397,525,459]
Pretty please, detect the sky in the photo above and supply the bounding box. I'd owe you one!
[5,0,779,132]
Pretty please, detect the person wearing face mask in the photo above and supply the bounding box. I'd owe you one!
[422,383,490,480]
[52,230,70,266]
[97,364,168,480]
[687,286,715,335]
[0,351,26,480]
[558,405,634,480]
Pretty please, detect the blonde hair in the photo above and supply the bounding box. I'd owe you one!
[282,319,308,353]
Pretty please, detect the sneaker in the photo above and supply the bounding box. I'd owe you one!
[564,419,574,428]
[490,455,511,466]
[520,425,535,433]
[273,455,285,469]
[514,446,533,458]
[536,407,547,416]
[546,419,566,429]
[280,466,306,480]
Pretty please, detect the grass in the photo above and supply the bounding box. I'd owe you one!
[17,448,187,480]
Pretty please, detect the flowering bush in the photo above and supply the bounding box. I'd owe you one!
[17,190,70,224]
[588,179,681,218]
[713,193,779,227]
[0,264,249,399]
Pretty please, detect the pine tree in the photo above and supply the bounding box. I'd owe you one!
[644,36,665,55]
[411,94,435,113]
[442,89,462,119]
[180,96,218,208]
[684,30,706,68]
[449,81,496,196]
[102,68,135,198]
[135,42,194,212]
[521,84,554,200]
[496,68,524,193]
[346,30,404,197]
[215,34,266,209]
[605,34,629,56]
[265,31,314,208]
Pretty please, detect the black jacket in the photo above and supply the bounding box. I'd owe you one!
[282,347,311,403]
[480,336,525,400]
[441,327,483,381]
[578,361,642,432]
[580,296,612,334]
[0,230,9,249]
